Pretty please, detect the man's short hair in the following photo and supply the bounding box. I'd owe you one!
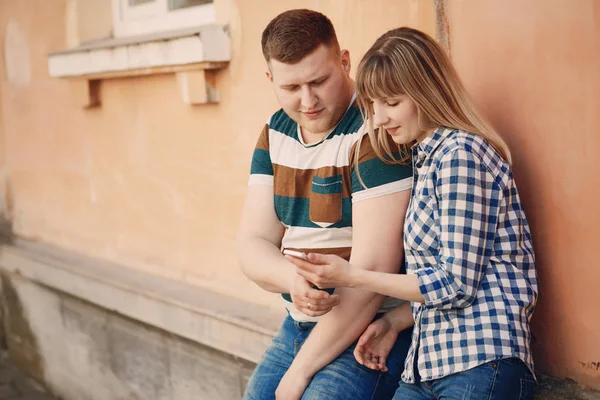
[261,9,339,64]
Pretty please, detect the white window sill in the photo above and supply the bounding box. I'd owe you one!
[47,24,230,106]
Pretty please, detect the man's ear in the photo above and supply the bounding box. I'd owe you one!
[340,49,351,75]
[265,68,273,82]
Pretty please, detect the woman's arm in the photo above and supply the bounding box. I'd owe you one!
[275,190,410,398]
[290,148,502,310]
[290,253,424,302]
[413,148,502,309]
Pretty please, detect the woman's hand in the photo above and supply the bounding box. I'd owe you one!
[286,253,360,289]
[353,317,399,372]
[290,274,340,317]
[354,302,415,372]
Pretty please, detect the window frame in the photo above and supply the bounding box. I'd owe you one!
[112,0,215,38]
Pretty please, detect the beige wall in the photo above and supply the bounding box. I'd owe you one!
[0,0,435,309]
[444,0,600,389]
[3,0,600,391]
[64,0,113,46]
[0,12,5,219]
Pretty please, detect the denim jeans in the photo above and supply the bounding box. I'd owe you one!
[243,314,413,400]
[392,357,536,400]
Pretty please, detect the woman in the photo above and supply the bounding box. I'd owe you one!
[287,27,538,400]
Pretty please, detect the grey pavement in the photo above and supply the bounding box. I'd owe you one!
[0,352,55,400]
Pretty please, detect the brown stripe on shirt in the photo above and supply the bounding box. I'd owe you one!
[286,247,352,261]
[349,131,408,165]
[272,164,353,199]
[255,124,270,151]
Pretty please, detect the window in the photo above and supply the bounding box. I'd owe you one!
[113,0,215,37]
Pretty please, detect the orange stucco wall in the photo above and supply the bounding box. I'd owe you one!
[2,0,600,390]
[0,0,435,309]
[445,0,600,389]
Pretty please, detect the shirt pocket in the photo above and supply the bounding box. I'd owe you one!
[309,173,342,228]
[404,195,438,251]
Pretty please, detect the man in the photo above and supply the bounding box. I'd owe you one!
[237,9,413,399]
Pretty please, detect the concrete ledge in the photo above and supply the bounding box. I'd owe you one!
[0,239,282,364]
[4,241,596,399]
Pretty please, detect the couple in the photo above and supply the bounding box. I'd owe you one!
[237,8,538,400]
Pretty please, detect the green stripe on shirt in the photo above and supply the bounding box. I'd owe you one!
[274,196,353,228]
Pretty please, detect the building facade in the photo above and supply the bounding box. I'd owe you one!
[0,0,598,398]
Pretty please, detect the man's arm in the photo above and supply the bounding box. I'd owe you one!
[236,184,293,293]
[283,189,410,380]
[237,184,339,317]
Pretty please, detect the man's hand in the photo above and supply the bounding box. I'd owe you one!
[353,317,399,372]
[290,274,340,317]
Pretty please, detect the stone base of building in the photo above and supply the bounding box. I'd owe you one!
[0,240,598,400]
[0,240,283,400]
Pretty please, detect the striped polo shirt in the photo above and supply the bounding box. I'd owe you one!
[249,100,413,322]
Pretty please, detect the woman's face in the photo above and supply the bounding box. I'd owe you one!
[371,95,430,144]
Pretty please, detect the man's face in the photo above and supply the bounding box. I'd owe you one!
[267,45,352,137]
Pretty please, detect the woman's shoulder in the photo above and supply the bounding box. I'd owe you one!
[435,129,510,182]
[438,129,502,161]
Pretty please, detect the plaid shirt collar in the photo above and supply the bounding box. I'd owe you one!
[413,126,456,162]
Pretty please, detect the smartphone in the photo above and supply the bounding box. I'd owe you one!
[282,249,309,260]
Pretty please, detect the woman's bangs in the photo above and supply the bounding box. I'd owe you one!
[357,55,405,102]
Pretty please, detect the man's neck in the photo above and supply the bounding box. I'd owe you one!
[301,129,331,145]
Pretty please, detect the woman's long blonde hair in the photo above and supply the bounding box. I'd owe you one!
[355,27,511,168]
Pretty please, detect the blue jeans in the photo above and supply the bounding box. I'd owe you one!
[392,357,536,400]
[243,315,413,400]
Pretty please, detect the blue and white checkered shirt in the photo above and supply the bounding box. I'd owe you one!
[401,127,538,383]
